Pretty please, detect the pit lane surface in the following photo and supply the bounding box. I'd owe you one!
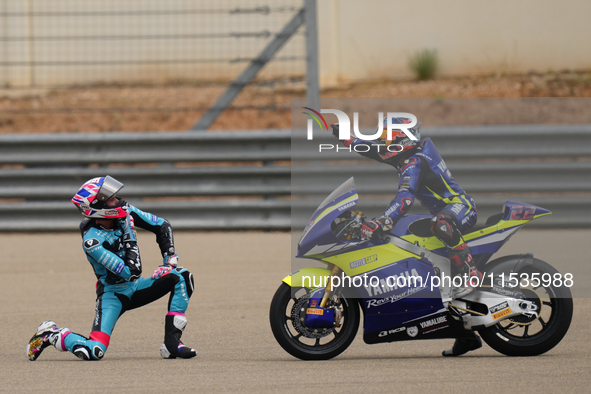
[1,230,589,393]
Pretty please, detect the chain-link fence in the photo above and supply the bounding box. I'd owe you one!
[0,0,307,131]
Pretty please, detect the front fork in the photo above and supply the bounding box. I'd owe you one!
[319,264,342,308]
[319,264,344,327]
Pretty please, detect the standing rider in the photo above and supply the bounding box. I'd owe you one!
[27,175,197,361]
[331,117,483,356]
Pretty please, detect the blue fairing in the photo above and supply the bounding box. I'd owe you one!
[297,178,371,258]
[294,177,553,338]
[357,257,445,333]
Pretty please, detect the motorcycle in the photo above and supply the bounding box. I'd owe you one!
[270,177,573,360]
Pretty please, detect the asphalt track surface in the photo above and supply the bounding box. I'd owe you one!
[1,229,590,393]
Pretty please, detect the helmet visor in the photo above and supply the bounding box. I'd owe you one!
[96,175,124,202]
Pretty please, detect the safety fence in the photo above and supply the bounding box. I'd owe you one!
[0,124,590,231]
[0,0,309,131]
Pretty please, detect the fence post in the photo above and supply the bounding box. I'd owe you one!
[191,8,305,131]
[304,0,320,111]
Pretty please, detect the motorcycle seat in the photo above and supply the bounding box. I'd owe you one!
[408,212,504,238]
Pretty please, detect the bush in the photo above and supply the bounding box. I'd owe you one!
[408,49,438,81]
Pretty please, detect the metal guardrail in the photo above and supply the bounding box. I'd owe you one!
[0,130,291,165]
[0,125,590,231]
[291,124,591,160]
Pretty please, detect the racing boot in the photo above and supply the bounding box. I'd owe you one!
[442,332,482,357]
[27,321,70,361]
[160,313,197,359]
[449,244,482,298]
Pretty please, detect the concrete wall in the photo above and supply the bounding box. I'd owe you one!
[317,0,591,85]
[1,0,590,88]
[0,0,305,87]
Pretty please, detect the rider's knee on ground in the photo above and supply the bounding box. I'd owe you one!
[71,340,108,360]
[63,331,109,361]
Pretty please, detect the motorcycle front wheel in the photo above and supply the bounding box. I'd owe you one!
[479,258,573,356]
[269,283,360,360]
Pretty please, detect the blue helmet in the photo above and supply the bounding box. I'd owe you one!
[377,116,421,157]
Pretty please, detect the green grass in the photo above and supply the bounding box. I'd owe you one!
[408,49,438,81]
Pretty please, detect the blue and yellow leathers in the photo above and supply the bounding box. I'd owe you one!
[351,137,477,231]
[60,204,194,360]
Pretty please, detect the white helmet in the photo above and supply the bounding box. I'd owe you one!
[72,175,127,219]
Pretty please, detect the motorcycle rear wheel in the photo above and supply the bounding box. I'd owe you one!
[479,258,573,356]
[269,283,360,360]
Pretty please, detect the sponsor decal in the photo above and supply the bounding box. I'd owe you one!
[84,238,100,249]
[419,316,448,330]
[496,332,510,342]
[104,209,120,216]
[303,220,315,234]
[436,160,452,177]
[416,152,433,161]
[450,203,464,215]
[114,262,124,275]
[491,285,522,298]
[338,201,356,212]
[306,308,324,316]
[93,346,104,359]
[385,203,400,216]
[364,269,425,303]
[407,326,419,337]
[310,299,318,308]
[422,325,449,335]
[378,327,406,337]
[349,254,378,269]
[492,308,512,320]
[489,301,509,314]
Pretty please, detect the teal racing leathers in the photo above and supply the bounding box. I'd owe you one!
[57,203,194,360]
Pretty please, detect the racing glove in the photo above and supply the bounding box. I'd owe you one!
[360,216,394,240]
[152,253,179,279]
[152,254,180,279]
[151,264,174,279]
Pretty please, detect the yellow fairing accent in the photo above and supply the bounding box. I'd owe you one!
[282,267,332,288]
[400,233,446,249]
[323,244,418,276]
[400,211,551,249]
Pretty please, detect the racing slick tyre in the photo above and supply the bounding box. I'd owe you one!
[479,258,573,356]
[269,283,360,360]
